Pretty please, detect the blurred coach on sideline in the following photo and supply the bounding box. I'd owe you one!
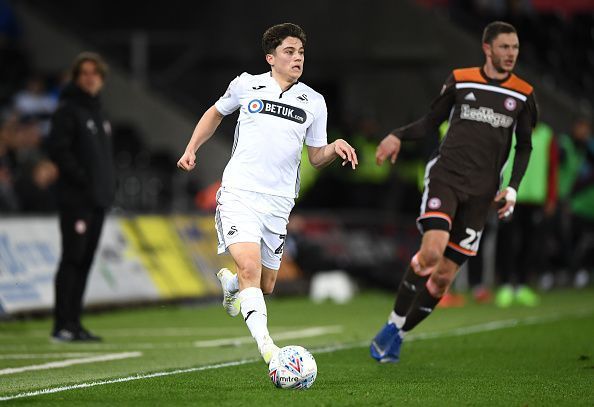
[47,52,115,342]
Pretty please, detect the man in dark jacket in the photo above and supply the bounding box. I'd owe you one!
[47,52,115,342]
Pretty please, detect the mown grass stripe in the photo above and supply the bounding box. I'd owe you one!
[2,309,591,402]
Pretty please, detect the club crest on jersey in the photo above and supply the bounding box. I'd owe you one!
[247,99,306,124]
[428,197,441,209]
[296,94,308,103]
[248,99,264,113]
[504,97,517,111]
[86,119,98,134]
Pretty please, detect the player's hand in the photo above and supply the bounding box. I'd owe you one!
[376,134,401,165]
[494,187,517,220]
[177,150,196,171]
[334,139,358,170]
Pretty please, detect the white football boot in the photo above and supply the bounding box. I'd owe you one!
[216,268,240,317]
[259,335,280,364]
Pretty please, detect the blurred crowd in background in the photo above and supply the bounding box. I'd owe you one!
[447,0,594,107]
[0,0,58,212]
[1,0,593,302]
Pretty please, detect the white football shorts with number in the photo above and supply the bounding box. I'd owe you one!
[215,186,293,270]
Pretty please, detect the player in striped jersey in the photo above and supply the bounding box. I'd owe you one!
[370,21,538,363]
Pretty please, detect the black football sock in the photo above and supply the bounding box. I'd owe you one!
[401,285,441,333]
[393,265,429,317]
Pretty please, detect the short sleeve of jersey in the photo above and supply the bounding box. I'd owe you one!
[214,74,245,116]
[305,97,328,147]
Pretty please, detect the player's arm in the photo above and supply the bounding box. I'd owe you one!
[376,74,456,165]
[305,98,358,170]
[177,106,224,171]
[177,75,243,171]
[307,140,358,170]
[495,92,539,219]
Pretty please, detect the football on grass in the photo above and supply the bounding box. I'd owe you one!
[268,345,317,389]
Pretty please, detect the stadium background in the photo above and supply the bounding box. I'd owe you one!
[1,1,594,404]
[1,0,592,313]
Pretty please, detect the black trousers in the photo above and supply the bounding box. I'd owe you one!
[53,207,105,331]
[496,204,549,285]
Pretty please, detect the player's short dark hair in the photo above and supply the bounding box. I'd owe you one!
[482,21,517,44]
[71,52,108,80]
[262,23,306,55]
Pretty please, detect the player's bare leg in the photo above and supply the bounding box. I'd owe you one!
[217,257,277,315]
[392,230,449,322]
[426,257,459,298]
[400,256,459,334]
[228,242,278,363]
[228,242,262,289]
[260,266,278,295]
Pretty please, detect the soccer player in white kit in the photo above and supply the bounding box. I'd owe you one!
[177,23,358,364]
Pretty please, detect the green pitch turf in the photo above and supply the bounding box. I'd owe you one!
[1,289,593,406]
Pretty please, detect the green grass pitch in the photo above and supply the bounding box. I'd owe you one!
[1,289,593,406]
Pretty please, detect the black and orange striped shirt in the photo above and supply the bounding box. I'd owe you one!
[393,67,538,195]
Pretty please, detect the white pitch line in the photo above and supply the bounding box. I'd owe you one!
[1,341,196,352]
[302,308,594,351]
[408,308,594,342]
[193,325,343,348]
[0,352,142,376]
[0,328,235,338]
[0,326,343,352]
[0,326,308,338]
[0,353,98,360]
[1,308,592,402]
[0,358,258,402]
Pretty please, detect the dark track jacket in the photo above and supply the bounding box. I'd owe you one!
[48,83,115,209]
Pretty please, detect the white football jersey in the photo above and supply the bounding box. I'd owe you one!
[214,72,328,198]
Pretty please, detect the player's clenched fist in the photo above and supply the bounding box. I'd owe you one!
[376,134,401,165]
[177,150,196,171]
[334,139,358,169]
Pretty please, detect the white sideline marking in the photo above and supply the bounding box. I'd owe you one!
[1,309,592,401]
[0,353,97,360]
[408,308,594,342]
[0,352,142,376]
[0,359,258,402]
[193,326,343,348]
[0,326,306,338]
[0,326,343,352]
[0,341,194,351]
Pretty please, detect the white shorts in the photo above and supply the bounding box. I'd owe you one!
[215,186,294,270]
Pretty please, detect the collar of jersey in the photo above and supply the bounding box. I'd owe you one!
[479,66,511,85]
[267,71,300,98]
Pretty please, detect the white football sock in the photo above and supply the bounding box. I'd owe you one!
[239,287,270,349]
[225,273,239,293]
[388,310,406,329]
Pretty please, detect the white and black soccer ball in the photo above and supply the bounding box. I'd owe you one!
[268,345,317,389]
